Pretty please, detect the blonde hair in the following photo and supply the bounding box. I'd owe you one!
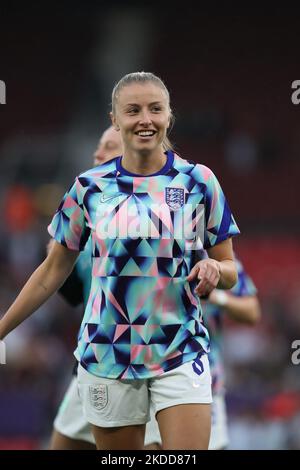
[111,72,174,152]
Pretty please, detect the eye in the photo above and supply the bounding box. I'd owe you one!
[151,105,162,112]
[127,107,139,114]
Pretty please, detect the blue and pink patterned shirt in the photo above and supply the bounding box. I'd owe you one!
[48,151,239,379]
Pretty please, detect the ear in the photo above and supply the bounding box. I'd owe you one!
[167,109,174,130]
[110,112,120,131]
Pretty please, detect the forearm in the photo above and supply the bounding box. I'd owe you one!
[217,259,238,290]
[210,290,261,325]
[0,259,73,340]
[189,239,237,297]
[205,239,237,290]
[224,295,261,324]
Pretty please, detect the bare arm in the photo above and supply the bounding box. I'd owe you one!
[0,241,79,340]
[186,238,238,297]
[207,239,238,289]
[208,289,261,325]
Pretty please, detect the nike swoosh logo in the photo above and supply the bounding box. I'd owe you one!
[100,193,123,203]
[192,381,200,388]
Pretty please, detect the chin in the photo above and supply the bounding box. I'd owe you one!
[137,147,153,157]
[136,141,157,152]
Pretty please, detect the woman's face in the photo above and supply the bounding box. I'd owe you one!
[112,82,171,156]
[93,127,122,166]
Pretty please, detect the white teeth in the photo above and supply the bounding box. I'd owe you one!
[137,131,154,136]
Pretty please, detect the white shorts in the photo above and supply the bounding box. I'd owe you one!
[53,376,94,444]
[144,392,229,450]
[77,354,212,428]
[209,393,229,450]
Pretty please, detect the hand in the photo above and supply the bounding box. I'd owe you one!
[186,259,221,298]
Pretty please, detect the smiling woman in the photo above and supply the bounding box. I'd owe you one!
[0,71,239,451]
[111,72,174,172]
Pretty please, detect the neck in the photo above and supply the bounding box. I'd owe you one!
[121,148,167,175]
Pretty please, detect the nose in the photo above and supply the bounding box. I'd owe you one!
[139,109,152,126]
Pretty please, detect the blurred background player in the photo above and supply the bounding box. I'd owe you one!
[50,126,122,450]
[203,257,261,449]
[144,254,261,450]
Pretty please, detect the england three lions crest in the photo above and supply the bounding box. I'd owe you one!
[165,187,184,210]
[89,384,108,410]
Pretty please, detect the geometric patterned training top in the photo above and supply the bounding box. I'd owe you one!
[48,151,240,379]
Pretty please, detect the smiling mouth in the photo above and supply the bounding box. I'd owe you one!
[135,130,156,138]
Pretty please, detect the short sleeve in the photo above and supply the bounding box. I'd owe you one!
[231,258,257,297]
[203,167,240,249]
[48,177,90,251]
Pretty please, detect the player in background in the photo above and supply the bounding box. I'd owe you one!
[144,254,261,450]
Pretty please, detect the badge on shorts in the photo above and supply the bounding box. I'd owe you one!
[165,187,184,210]
[89,385,108,410]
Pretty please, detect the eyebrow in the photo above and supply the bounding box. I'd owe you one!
[124,101,163,107]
